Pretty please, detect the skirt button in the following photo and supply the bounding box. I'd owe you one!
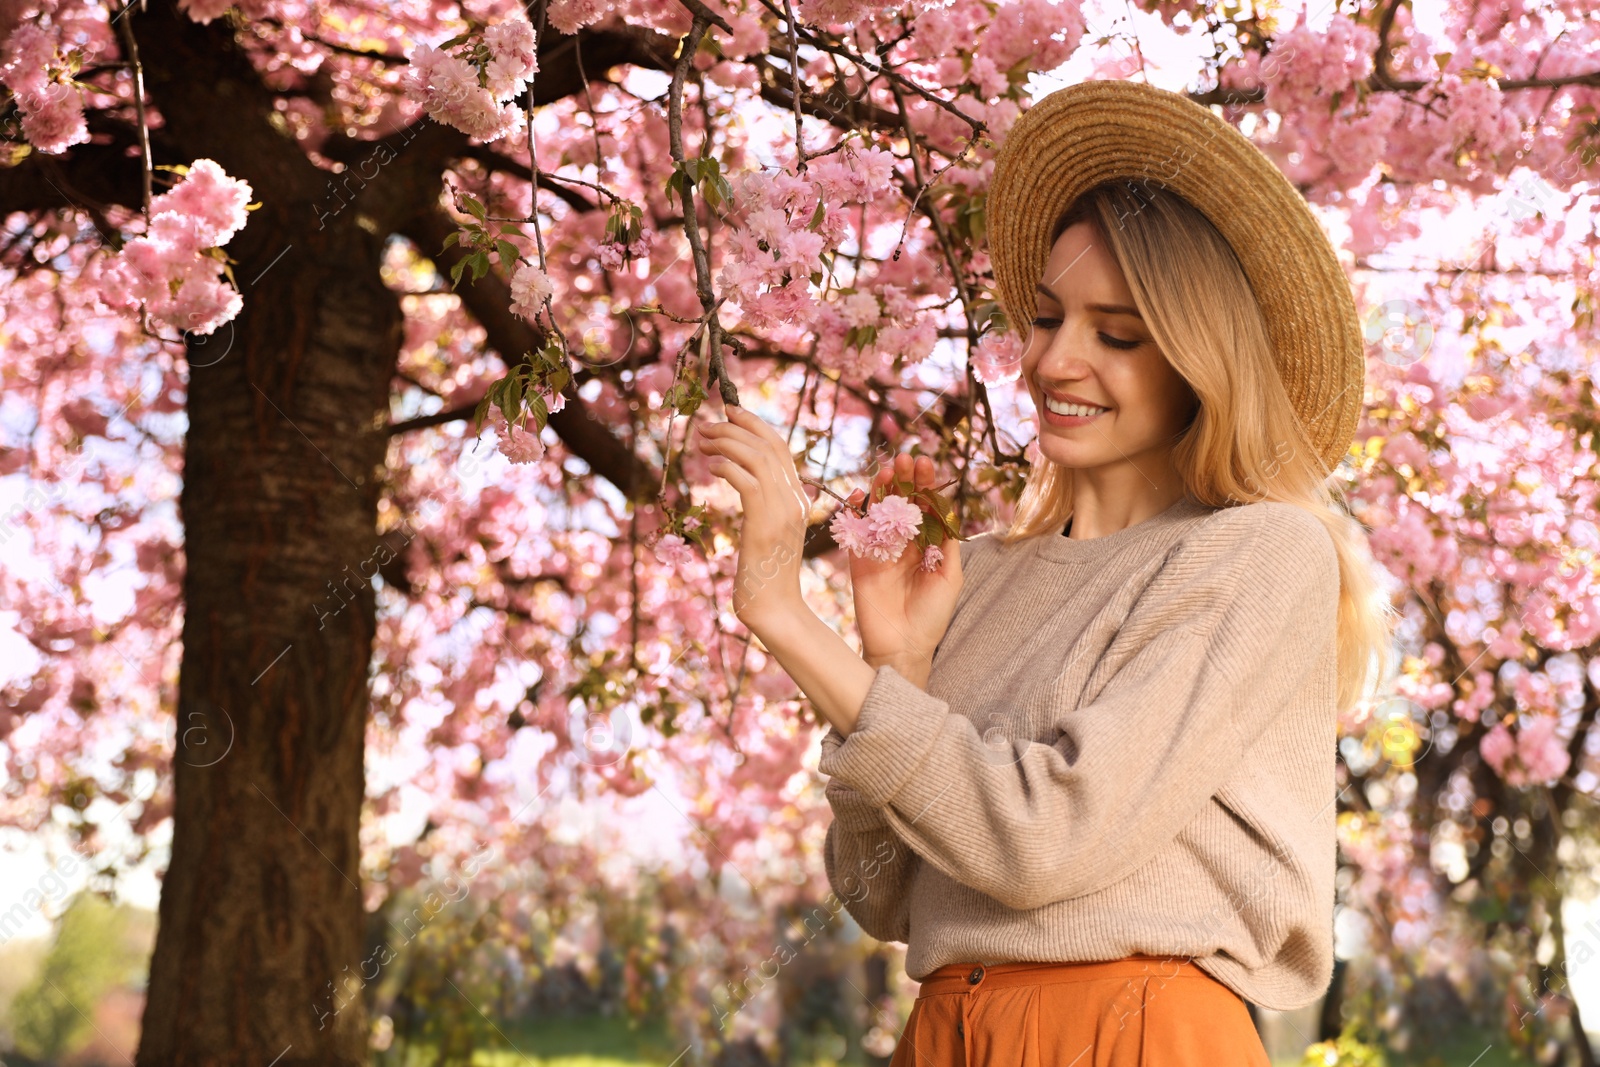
[956,1021,964,1037]
[968,966,984,984]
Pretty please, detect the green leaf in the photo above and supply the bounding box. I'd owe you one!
[461,194,487,221]
[441,230,463,250]
[548,365,572,396]
[807,199,827,231]
[468,251,489,281]
[506,370,525,417]
[494,239,520,264]
[528,391,549,431]
[449,257,468,289]
[472,391,494,435]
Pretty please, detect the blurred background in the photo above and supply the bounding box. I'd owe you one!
[2,0,1599,1064]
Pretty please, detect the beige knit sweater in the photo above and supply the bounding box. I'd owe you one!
[818,494,1343,1012]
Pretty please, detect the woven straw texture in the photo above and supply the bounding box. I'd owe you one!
[987,78,1365,475]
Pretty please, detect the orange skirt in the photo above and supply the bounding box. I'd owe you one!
[887,955,1272,1067]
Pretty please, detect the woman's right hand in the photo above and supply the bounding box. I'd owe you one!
[845,453,964,687]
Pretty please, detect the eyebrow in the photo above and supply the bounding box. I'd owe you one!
[1035,283,1143,320]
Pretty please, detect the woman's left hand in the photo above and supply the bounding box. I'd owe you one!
[693,404,810,630]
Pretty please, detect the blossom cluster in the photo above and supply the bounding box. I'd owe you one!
[495,388,566,465]
[402,18,540,143]
[829,493,944,573]
[99,159,255,337]
[716,150,937,379]
[0,24,89,154]
[1478,713,1571,788]
[509,261,555,323]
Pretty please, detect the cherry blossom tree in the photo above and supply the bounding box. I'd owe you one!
[1,0,1598,1064]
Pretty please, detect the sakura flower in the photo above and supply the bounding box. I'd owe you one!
[839,291,880,329]
[867,493,924,545]
[828,506,878,558]
[917,543,944,574]
[99,159,253,336]
[484,19,538,83]
[0,26,89,154]
[150,159,253,246]
[627,230,655,258]
[15,81,88,154]
[597,241,626,272]
[510,262,554,321]
[547,0,613,34]
[653,532,697,568]
[497,422,545,464]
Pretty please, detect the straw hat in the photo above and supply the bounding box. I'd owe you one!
[986,78,1365,476]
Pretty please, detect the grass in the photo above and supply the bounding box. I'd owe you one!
[381,1014,696,1067]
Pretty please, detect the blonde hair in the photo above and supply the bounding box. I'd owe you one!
[997,179,1397,715]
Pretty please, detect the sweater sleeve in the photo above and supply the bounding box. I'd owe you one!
[820,728,918,943]
[815,503,1340,912]
[816,528,1004,940]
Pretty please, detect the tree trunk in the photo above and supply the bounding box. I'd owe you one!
[136,202,401,1066]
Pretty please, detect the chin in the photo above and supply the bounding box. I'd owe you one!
[1036,440,1113,469]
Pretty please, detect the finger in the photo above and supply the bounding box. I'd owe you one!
[709,455,758,495]
[726,405,784,447]
[915,454,935,489]
[706,435,768,475]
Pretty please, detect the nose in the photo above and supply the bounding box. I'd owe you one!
[1027,321,1098,389]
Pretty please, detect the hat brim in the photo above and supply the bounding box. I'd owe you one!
[987,78,1364,477]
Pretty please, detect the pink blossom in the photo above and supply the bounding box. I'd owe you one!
[1514,714,1570,786]
[510,262,554,321]
[968,54,1008,99]
[597,242,626,272]
[653,532,696,568]
[0,27,89,155]
[0,24,56,95]
[1260,12,1377,116]
[15,82,89,154]
[918,543,944,573]
[484,19,538,84]
[839,291,880,329]
[828,506,878,558]
[845,146,898,199]
[868,494,924,544]
[984,0,1086,73]
[1481,715,1572,788]
[798,0,879,28]
[497,423,544,464]
[97,159,252,335]
[151,159,253,247]
[971,330,1023,385]
[403,41,524,143]
[547,0,614,34]
[169,276,244,336]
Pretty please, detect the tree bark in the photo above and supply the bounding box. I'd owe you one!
[138,200,401,1067]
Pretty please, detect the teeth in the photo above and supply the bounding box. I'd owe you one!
[1045,398,1109,417]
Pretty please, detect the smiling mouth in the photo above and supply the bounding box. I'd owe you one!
[1043,397,1111,417]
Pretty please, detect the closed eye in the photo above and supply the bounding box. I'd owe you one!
[1030,317,1144,350]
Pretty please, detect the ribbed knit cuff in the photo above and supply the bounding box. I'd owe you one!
[816,664,947,810]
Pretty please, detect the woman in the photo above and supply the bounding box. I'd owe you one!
[694,80,1397,1065]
